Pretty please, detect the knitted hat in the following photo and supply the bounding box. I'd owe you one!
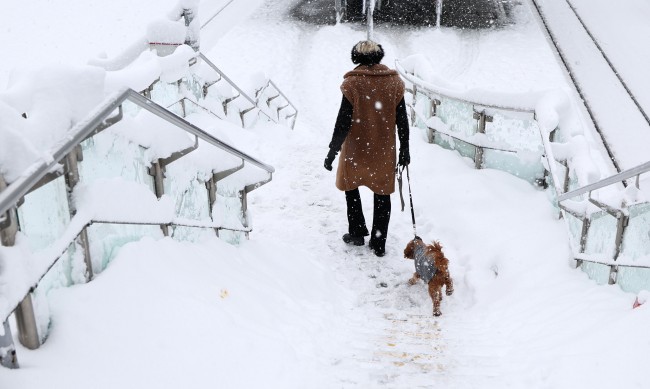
[351,40,385,65]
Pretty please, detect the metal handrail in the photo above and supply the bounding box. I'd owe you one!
[409,106,518,153]
[0,88,275,217]
[557,160,650,202]
[0,215,252,324]
[197,53,275,123]
[200,0,236,29]
[395,59,538,114]
[396,58,570,196]
[256,79,299,129]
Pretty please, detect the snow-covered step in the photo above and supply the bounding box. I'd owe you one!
[532,0,650,171]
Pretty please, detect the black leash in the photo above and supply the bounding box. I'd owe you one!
[397,165,417,238]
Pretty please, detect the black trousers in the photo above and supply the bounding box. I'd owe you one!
[345,188,391,249]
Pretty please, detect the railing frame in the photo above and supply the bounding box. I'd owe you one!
[396,60,650,282]
[198,53,276,127]
[254,79,299,129]
[0,87,275,365]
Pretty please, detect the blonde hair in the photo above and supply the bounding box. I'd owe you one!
[354,40,381,54]
[351,40,385,65]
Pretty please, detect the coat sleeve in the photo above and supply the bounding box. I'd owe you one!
[328,95,354,152]
[396,97,409,150]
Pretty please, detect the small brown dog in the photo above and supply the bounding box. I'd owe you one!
[403,237,454,316]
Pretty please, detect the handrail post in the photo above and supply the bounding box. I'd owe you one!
[149,161,169,236]
[608,212,629,285]
[426,98,441,143]
[206,175,219,237]
[0,321,18,368]
[586,197,630,284]
[431,98,441,116]
[239,173,273,240]
[577,215,591,269]
[182,8,199,52]
[239,189,250,239]
[64,147,93,281]
[0,176,19,368]
[472,109,493,169]
[0,177,40,353]
[14,294,40,350]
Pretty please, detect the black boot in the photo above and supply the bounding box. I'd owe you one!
[369,193,391,257]
[342,233,365,246]
[344,189,369,245]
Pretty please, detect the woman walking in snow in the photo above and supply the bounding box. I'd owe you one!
[324,40,410,257]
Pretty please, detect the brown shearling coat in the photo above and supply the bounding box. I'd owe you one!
[336,64,405,195]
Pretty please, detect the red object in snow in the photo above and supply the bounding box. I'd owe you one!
[633,297,643,309]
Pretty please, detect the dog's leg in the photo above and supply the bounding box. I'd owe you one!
[408,272,420,285]
[429,282,442,316]
[445,275,454,296]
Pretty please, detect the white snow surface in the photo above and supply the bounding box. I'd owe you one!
[1,1,650,388]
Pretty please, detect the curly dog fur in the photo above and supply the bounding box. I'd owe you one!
[403,238,454,316]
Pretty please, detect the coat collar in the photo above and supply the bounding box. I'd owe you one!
[344,63,398,78]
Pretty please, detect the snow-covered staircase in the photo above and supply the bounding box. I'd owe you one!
[0,0,298,368]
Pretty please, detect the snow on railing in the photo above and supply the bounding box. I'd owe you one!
[396,55,650,293]
[0,87,275,368]
[0,0,293,369]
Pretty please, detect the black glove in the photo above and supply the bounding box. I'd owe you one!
[324,149,337,171]
[398,147,410,167]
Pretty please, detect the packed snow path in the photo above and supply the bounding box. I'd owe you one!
[320,250,507,387]
[209,2,648,387]
[3,1,650,388]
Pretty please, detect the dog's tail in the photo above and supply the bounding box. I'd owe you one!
[432,240,443,252]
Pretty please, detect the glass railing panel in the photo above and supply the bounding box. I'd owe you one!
[482,111,545,184]
[183,74,204,102]
[584,210,618,257]
[616,266,650,294]
[31,241,85,342]
[86,223,162,273]
[421,96,476,159]
[580,261,610,285]
[78,131,156,191]
[620,202,650,259]
[16,176,77,341]
[17,177,71,252]
[215,187,246,245]
[487,111,541,150]
[411,93,430,128]
[483,149,546,184]
[436,96,476,138]
[562,210,585,253]
[432,133,477,161]
[566,169,583,194]
[78,129,161,273]
[151,80,181,110]
[163,162,213,242]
